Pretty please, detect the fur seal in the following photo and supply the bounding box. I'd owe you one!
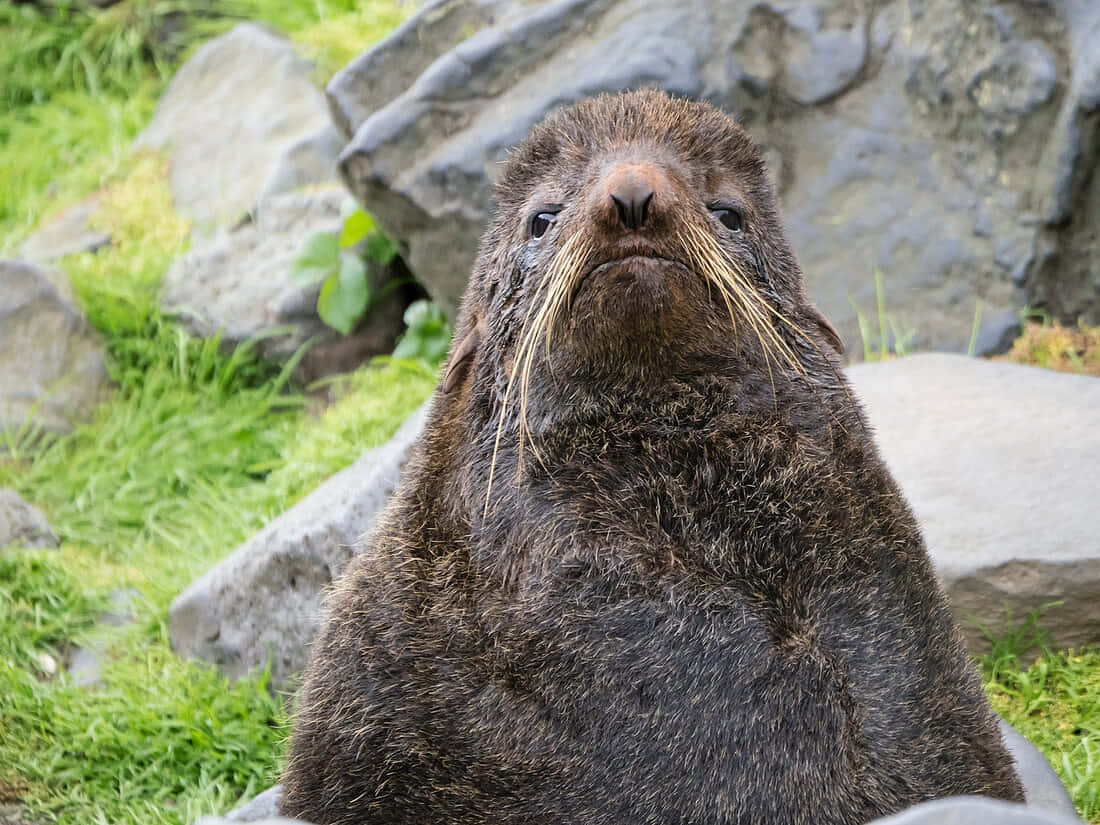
[281,90,1024,824]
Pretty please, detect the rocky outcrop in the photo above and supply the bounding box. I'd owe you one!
[848,354,1100,653]
[871,797,1081,825]
[161,187,408,383]
[0,489,58,549]
[136,23,341,231]
[169,404,430,688]
[17,195,110,263]
[0,260,109,436]
[328,0,1100,352]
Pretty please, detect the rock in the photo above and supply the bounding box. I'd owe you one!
[65,588,140,688]
[1000,720,1078,818]
[0,260,110,436]
[17,195,110,263]
[161,187,408,384]
[973,310,1023,357]
[169,404,431,688]
[848,354,1100,653]
[135,23,340,231]
[0,490,58,549]
[220,786,283,822]
[868,797,1082,825]
[329,0,1100,348]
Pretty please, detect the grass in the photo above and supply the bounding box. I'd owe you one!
[983,620,1100,821]
[0,7,428,816]
[0,0,406,251]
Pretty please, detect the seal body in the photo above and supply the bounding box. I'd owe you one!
[282,90,1024,824]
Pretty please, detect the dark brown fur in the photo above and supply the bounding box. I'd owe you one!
[281,90,1024,824]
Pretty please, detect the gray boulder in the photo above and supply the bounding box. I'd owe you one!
[136,23,341,231]
[867,796,1081,825]
[1000,720,1078,819]
[848,354,1100,653]
[161,186,407,383]
[329,0,1100,349]
[169,404,430,688]
[0,489,58,549]
[0,259,109,436]
[17,195,110,263]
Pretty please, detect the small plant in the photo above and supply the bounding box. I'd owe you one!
[290,201,400,335]
[392,300,453,366]
[849,268,916,362]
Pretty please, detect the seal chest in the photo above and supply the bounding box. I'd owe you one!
[281,90,1024,825]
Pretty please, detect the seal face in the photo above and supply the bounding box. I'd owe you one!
[282,90,1024,825]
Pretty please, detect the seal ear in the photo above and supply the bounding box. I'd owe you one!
[442,325,481,393]
[809,308,845,355]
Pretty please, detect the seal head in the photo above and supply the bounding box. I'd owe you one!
[282,90,1024,825]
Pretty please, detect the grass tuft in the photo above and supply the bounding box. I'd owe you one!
[982,616,1100,822]
[1000,319,1100,377]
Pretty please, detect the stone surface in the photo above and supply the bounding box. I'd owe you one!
[136,23,340,230]
[66,588,140,688]
[169,404,430,687]
[849,354,1100,652]
[329,0,1100,350]
[0,489,58,549]
[161,187,408,383]
[868,796,1081,825]
[220,786,282,822]
[0,259,109,436]
[1000,720,1078,818]
[17,195,110,263]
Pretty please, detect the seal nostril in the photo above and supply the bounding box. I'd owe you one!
[609,184,654,230]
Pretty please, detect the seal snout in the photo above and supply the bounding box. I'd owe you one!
[601,162,666,232]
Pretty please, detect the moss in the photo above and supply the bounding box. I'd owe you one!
[1000,321,1100,377]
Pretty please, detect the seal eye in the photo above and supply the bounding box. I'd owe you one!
[712,206,744,233]
[529,205,562,239]
[530,212,557,239]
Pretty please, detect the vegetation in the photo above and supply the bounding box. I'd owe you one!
[1001,318,1100,377]
[0,2,1096,822]
[291,201,402,335]
[983,620,1100,821]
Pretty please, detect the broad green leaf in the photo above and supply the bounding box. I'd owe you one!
[365,230,400,265]
[290,232,339,286]
[317,255,369,336]
[339,209,375,248]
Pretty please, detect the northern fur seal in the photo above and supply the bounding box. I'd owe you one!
[281,90,1024,824]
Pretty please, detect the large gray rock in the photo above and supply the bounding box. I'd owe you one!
[868,797,1081,825]
[0,260,109,436]
[169,404,430,687]
[136,23,341,230]
[162,187,407,383]
[0,489,58,549]
[849,354,1100,653]
[1000,720,1078,819]
[329,0,1100,350]
[17,195,110,263]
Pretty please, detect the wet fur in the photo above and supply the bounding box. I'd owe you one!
[282,90,1024,824]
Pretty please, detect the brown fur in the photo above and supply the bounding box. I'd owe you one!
[281,90,1024,824]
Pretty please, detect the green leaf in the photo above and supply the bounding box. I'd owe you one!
[339,209,374,248]
[393,300,453,364]
[365,230,399,265]
[291,232,339,286]
[317,255,369,336]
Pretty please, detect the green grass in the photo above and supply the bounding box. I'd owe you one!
[983,620,1100,821]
